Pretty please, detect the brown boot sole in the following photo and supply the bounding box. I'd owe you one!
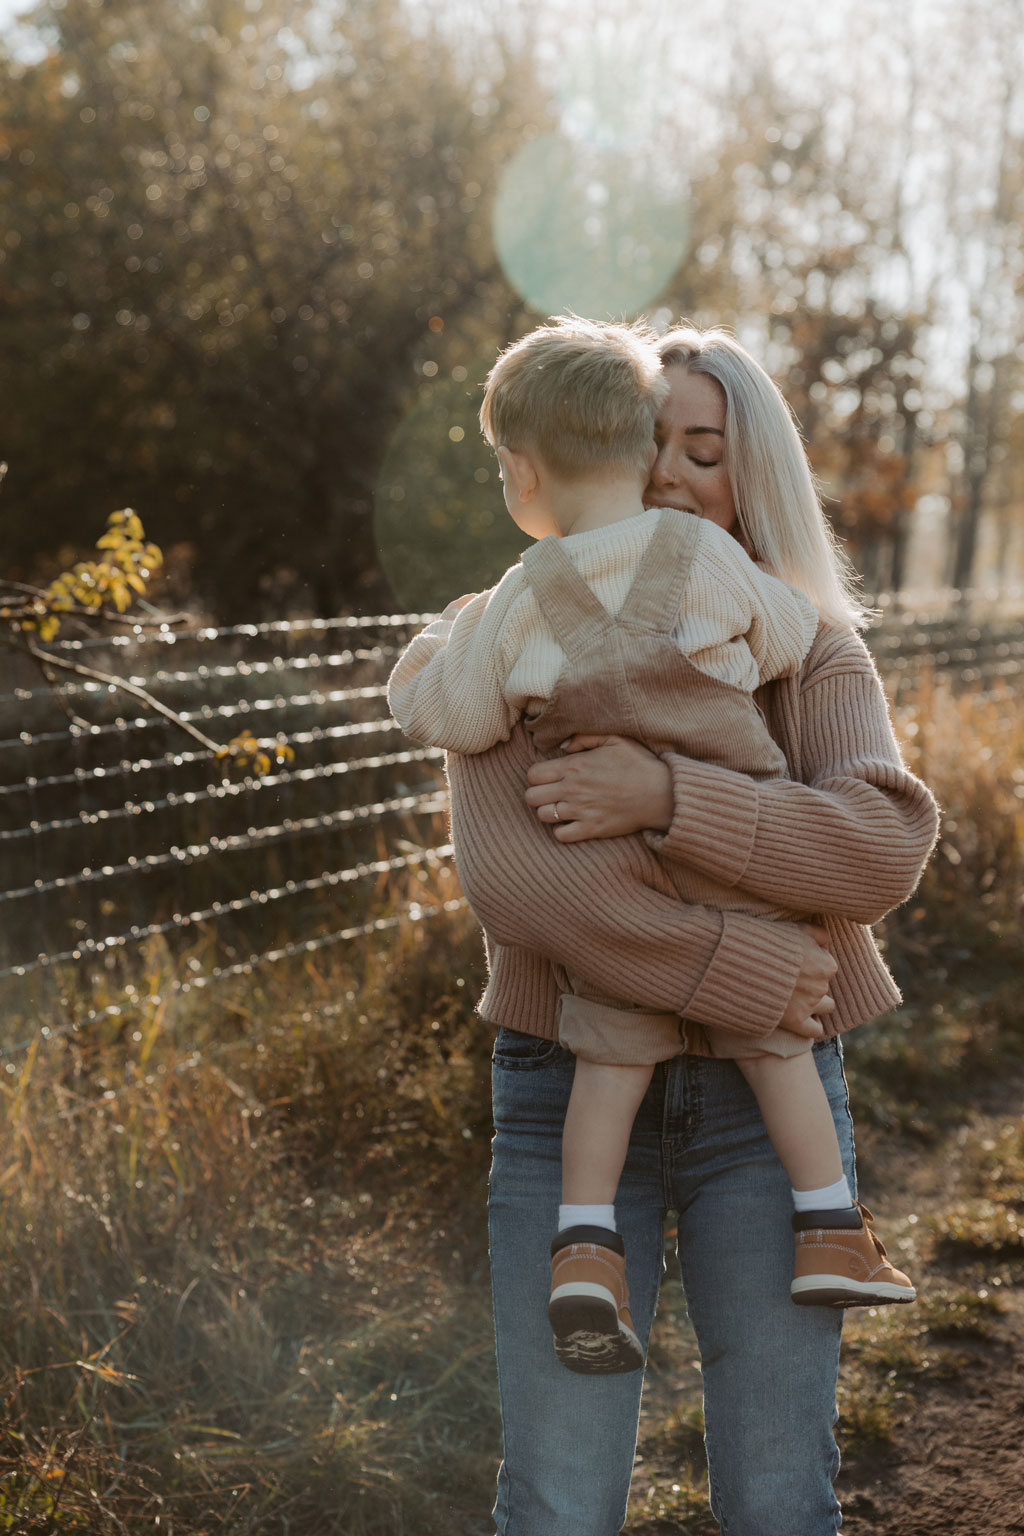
[548,1289,645,1374]
[792,1276,917,1308]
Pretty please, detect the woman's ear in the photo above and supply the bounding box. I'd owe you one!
[497,446,539,503]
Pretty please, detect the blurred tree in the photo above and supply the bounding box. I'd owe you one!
[0,0,542,615]
[3,0,1022,613]
[941,0,1024,593]
[658,58,932,597]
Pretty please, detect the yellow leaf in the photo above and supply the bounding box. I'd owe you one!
[127,572,147,594]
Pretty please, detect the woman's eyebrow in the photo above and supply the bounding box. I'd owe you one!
[684,426,724,437]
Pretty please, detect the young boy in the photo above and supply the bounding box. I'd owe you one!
[388,317,914,1375]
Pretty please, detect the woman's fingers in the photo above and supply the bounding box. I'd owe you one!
[525,734,640,785]
[779,926,839,1031]
[787,1013,826,1040]
[558,732,628,754]
[525,758,564,786]
[524,765,564,795]
[524,737,674,839]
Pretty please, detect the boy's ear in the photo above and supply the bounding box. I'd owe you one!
[497,446,539,503]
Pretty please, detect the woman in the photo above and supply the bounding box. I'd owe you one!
[445,326,939,1536]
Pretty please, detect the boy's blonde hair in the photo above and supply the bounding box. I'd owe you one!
[479,315,668,479]
[657,325,873,631]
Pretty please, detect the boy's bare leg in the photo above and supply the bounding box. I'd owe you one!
[735,1052,844,1192]
[550,1056,655,1373]
[561,1058,656,1205]
[738,1051,916,1308]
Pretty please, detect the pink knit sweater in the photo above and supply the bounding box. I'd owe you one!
[445,623,940,1051]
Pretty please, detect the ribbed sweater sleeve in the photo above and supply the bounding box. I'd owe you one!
[646,626,940,923]
[386,572,524,753]
[447,726,809,1037]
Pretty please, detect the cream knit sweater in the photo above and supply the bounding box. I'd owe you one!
[388,509,820,754]
[445,623,940,1051]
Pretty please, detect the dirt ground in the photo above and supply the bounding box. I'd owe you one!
[631,1280,1024,1536]
[629,1079,1024,1536]
[837,1080,1024,1536]
[841,1285,1024,1535]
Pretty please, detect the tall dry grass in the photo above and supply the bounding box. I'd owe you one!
[0,856,496,1534]
[855,671,1024,1131]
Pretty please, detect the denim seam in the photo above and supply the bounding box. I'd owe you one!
[660,1060,704,1208]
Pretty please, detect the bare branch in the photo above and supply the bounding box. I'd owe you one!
[0,633,226,755]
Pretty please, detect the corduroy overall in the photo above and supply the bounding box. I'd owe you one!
[520,509,814,1066]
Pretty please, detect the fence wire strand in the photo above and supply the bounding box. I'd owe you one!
[0,684,391,752]
[0,645,404,706]
[0,893,469,1077]
[0,746,443,843]
[39,612,439,653]
[0,787,449,909]
[0,843,456,998]
[0,717,406,797]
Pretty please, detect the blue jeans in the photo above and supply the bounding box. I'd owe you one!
[488,1029,857,1536]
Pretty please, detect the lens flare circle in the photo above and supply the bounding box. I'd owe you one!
[493,132,689,319]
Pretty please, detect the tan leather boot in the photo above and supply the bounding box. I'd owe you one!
[791,1203,916,1307]
[548,1226,645,1373]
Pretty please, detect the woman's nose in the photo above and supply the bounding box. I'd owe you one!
[650,446,678,486]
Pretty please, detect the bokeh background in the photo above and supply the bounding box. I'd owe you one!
[2,7,1024,1535]
[1,0,1023,618]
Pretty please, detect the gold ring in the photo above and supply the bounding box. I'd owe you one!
[552,803,561,821]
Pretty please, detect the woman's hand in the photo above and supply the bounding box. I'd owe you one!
[524,733,674,842]
[779,925,838,1037]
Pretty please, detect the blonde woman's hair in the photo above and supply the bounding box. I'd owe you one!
[480,315,669,479]
[657,325,872,631]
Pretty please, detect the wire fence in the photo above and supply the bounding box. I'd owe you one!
[2,598,1022,1057]
[0,613,453,1035]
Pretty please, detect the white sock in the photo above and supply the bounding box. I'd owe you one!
[558,1203,616,1233]
[791,1176,854,1213]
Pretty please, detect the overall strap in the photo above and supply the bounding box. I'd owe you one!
[618,510,704,630]
[520,535,613,652]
